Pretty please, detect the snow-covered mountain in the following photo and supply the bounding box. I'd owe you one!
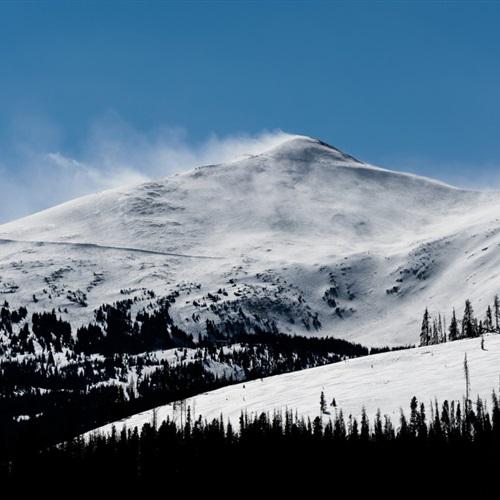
[1,134,500,346]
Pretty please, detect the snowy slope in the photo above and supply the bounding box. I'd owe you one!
[1,135,500,345]
[86,335,500,437]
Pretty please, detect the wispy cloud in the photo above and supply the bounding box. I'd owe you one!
[373,152,500,192]
[0,113,291,223]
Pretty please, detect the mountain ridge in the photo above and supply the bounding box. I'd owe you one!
[0,134,476,232]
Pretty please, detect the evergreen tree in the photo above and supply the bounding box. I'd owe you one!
[418,402,428,439]
[486,305,494,332]
[495,295,500,332]
[440,400,450,437]
[360,407,369,441]
[432,399,443,441]
[399,411,410,440]
[313,416,323,438]
[333,410,346,440]
[492,391,500,439]
[319,391,327,414]
[438,314,446,343]
[462,300,477,338]
[449,309,459,341]
[349,417,359,441]
[430,320,439,345]
[373,409,383,441]
[409,396,419,437]
[420,308,431,346]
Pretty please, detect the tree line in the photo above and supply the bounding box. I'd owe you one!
[1,295,389,466]
[5,392,500,485]
[419,295,500,346]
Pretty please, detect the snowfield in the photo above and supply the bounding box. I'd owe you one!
[86,335,500,437]
[1,135,500,346]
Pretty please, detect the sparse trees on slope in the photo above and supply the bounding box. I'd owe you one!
[418,295,500,346]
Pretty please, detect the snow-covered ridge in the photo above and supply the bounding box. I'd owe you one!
[1,135,500,346]
[85,335,500,437]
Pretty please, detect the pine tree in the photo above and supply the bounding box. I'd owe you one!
[462,299,477,338]
[486,305,494,332]
[373,409,383,441]
[494,295,500,332]
[449,309,459,341]
[492,391,500,438]
[360,407,369,441]
[409,396,419,436]
[319,391,327,414]
[399,411,410,440]
[432,399,443,441]
[441,400,451,436]
[430,319,439,345]
[313,416,323,437]
[350,417,359,441]
[418,402,428,439]
[420,308,431,346]
[333,410,346,440]
[438,313,446,343]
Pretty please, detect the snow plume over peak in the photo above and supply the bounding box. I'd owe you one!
[0,120,294,223]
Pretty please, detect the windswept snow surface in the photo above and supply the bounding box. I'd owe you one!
[86,335,500,437]
[1,135,500,345]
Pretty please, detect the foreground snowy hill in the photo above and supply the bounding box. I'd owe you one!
[1,134,500,345]
[87,335,500,437]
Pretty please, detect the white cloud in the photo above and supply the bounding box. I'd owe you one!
[0,114,291,223]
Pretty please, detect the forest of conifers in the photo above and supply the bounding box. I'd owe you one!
[4,393,500,485]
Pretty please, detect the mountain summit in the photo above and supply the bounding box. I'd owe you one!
[0,135,499,345]
[258,135,364,164]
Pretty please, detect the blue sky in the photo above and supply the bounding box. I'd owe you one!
[1,1,500,221]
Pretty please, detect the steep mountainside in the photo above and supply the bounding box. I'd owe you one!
[1,135,500,345]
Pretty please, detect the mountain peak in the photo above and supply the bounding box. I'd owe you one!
[261,134,364,165]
